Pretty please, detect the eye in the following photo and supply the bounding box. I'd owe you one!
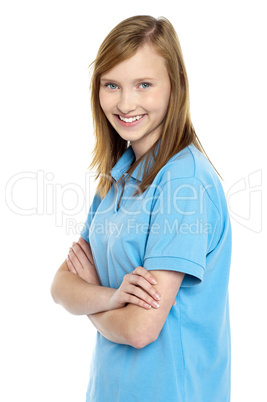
[139,83,151,89]
[105,83,118,90]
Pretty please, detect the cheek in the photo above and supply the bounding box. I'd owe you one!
[99,90,111,113]
[150,90,170,117]
[146,87,170,114]
[159,87,171,116]
[143,93,162,112]
[99,90,105,111]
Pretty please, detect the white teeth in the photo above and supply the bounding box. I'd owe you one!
[119,115,143,123]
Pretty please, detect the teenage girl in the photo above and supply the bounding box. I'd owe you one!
[51,15,231,402]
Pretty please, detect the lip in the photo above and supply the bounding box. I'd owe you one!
[114,114,146,127]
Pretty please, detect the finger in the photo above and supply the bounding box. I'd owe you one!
[125,294,152,310]
[72,242,91,269]
[132,266,157,285]
[66,255,77,274]
[127,285,160,309]
[78,237,94,264]
[128,274,161,301]
[68,247,84,274]
[74,241,94,266]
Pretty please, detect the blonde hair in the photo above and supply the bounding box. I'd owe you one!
[90,15,216,198]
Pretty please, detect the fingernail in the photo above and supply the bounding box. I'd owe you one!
[151,278,157,284]
[152,301,160,308]
[155,293,161,300]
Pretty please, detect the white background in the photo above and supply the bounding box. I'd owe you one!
[1,1,266,401]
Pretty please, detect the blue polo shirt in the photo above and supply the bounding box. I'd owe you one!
[81,144,231,402]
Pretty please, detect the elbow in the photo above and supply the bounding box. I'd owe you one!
[50,281,59,305]
[121,305,162,349]
[128,329,159,349]
[50,271,64,306]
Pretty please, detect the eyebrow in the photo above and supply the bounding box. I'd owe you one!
[100,77,156,84]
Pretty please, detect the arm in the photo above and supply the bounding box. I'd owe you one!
[50,259,117,315]
[51,237,161,315]
[89,270,185,349]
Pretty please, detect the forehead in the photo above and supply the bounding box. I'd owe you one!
[101,43,168,80]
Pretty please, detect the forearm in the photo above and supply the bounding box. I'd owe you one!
[88,308,133,346]
[51,260,116,315]
[88,270,185,349]
[88,304,156,349]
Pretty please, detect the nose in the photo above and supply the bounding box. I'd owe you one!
[117,89,136,115]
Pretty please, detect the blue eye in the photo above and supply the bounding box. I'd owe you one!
[140,83,151,89]
[106,83,118,90]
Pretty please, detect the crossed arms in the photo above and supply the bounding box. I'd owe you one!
[51,237,184,349]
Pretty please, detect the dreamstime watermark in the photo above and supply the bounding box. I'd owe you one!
[5,169,263,234]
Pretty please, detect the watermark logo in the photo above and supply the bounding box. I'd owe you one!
[5,169,263,234]
[226,169,262,233]
[5,170,96,227]
[89,217,212,239]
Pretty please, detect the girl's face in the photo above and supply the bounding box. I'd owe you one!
[99,43,171,160]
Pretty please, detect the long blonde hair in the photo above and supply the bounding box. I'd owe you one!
[90,15,215,198]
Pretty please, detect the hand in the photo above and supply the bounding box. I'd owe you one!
[67,237,100,286]
[109,266,161,311]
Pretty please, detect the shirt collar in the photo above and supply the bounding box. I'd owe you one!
[110,146,146,182]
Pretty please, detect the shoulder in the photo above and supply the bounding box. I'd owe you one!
[156,145,216,184]
[153,145,228,218]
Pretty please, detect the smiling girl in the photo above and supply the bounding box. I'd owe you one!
[99,44,171,160]
[51,16,231,402]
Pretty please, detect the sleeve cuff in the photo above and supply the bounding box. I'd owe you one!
[143,256,204,287]
[80,226,89,243]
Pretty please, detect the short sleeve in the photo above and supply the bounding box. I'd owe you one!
[143,178,221,287]
[80,193,102,243]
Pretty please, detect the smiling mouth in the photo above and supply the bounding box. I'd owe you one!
[118,114,145,123]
